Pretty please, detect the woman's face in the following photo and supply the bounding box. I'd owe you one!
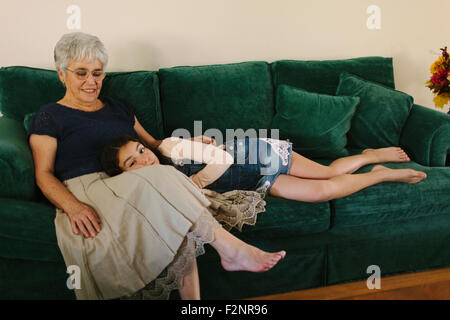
[58,58,104,106]
[118,141,160,172]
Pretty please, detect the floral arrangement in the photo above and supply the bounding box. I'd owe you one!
[425,46,450,114]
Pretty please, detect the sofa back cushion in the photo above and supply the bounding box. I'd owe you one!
[158,61,275,141]
[0,67,65,121]
[0,67,164,139]
[101,71,164,139]
[271,57,395,95]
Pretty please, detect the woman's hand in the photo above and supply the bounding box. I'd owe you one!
[189,173,203,189]
[191,135,216,145]
[29,134,102,238]
[191,135,226,149]
[66,202,102,238]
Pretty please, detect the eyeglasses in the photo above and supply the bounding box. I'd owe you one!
[65,68,105,81]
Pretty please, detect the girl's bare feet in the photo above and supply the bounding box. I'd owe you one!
[220,244,286,273]
[362,147,411,163]
[211,228,286,273]
[371,165,427,184]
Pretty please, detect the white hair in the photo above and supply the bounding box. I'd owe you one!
[54,32,108,74]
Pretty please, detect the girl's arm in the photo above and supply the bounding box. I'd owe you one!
[158,137,233,189]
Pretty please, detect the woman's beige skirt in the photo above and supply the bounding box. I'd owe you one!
[55,165,221,300]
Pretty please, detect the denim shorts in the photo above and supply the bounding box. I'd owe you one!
[171,137,293,195]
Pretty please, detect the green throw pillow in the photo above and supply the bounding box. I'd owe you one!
[23,112,34,132]
[271,85,359,159]
[336,72,413,149]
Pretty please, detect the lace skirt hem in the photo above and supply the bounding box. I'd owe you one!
[122,208,222,300]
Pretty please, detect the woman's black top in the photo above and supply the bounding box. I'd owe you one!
[27,97,138,181]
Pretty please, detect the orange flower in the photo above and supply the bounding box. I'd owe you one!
[427,47,449,111]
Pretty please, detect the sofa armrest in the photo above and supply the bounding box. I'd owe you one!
[400,104,450,167]
[0,116,37,200]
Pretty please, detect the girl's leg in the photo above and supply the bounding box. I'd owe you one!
[270,164,427,202]
[289,147,411,180]
[187,210,286,276]
[175,223,286,299]
[209,227,286,273]
[178,257,200,300]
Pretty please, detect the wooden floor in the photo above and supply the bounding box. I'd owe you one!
[249,267,450,300]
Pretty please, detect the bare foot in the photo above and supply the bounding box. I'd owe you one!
[371,165,427,184]
[220,244,286,273]
[210,228,286,273]
[362,147,411,163]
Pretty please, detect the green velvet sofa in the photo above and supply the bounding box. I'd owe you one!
[0,57,449,300]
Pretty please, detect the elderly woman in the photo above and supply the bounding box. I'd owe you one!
[27,32,286,300]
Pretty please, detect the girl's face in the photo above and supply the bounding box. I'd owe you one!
[118,141,160,172]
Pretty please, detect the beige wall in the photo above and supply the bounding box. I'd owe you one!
[0,0,448,112]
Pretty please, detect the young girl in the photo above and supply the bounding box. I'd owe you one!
[99,135,427,202]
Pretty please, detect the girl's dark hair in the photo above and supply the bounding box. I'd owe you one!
[98,135,165,177]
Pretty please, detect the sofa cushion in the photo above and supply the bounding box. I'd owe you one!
[0,67,65,121]
[0,117,36,200]
[271,57,395,96]
[158,61,274,140]
[101,71,164,139]
[0,67,163,139]
[238,195,331,240]
[336,72,414,149]
[198,238,327,299]
[198,198,331,299]
[0,198,63,263]
[0,257,75,299]
[331,149,450,229]
[271,85,359,158]
[327,212,450,286]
